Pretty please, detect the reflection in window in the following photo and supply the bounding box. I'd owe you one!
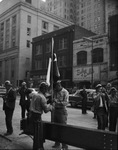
[35,60,42,70]
[46,41,51,53]
[27,40,30,48]
[58,37,67,50]
[27,28,31,36]
[58,55,66,67]
[35,44,42,55]
[77,51,87,65]
[27,15,31,24]
[42,21,48,30]
[92,48,103,63]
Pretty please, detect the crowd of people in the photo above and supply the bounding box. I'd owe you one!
[1,80,118,149]
[92,83,118,132]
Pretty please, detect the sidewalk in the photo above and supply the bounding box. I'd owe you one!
[0,98,97,149]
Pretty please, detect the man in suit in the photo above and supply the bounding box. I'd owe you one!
[18,82,31,119]
[79,85,88,114]
[2,80,16,136]
[94,84,108,130]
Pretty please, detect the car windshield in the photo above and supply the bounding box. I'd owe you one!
[74,89,95,97]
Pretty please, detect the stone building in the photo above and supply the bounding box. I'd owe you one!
[0,0,72,86]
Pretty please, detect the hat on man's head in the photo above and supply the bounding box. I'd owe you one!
[4,80,12,86]
[110,87,117,93]
[106,83,111,88]
[39,82,48,90]
[22,82,26,86]
[95,84,102,89]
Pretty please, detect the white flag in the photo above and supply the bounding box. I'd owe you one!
[46,58,52,86]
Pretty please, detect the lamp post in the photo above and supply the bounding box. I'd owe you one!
[83,37,94,88]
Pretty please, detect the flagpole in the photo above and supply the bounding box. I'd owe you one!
[51,37,54,122]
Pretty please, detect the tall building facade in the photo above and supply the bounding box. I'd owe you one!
[0,0,72,86]
[45,0,76,23]
[45,0,118,34]
[76,0,118,34]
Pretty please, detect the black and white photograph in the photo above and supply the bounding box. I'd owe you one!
[0,0,118,149]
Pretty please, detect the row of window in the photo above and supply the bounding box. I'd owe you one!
[35,37,68,55]
[34,54,67,70]
[77,48,103,65]
[0,15,17,50]
[34,48,104,70]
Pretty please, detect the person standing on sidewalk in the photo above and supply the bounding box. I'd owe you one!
[29,82,53,150]
[2,80,16,136]
[79,85,88,114]
[108,87,118,132]
[93,84,108,130]
[52,80,69,150]
[18,82,31,119]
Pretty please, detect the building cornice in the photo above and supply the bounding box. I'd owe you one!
[73,33,108,44]
[0,1,73,25]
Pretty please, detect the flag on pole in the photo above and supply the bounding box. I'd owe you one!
[46,58,52,86]
[53,53,60,83]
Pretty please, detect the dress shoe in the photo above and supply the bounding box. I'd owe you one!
[4,132,13,136]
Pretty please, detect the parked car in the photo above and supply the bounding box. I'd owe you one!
[69,89,96,109]
[0,86,6,97]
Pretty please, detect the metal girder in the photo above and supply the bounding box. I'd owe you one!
[43,121,117,150]
[20,119,117,150]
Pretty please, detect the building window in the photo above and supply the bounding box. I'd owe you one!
[12,15,16,26]
[25,0,32,4]
[5,19,10,49]
[0,22,4,31]
[35,44,42,55]
[46,41,51,53]
[27,28,31,36]
[27,40,30,48]
[77,51,87,65]
[58,37,67,50]
[35,60,42,70]
[42,21,48,31]
[27,15,31,24]
[92,48,103,63]
[0,22,4,51]
[11,15,16,47]
[58,56,66,67]
[53,25,59,31]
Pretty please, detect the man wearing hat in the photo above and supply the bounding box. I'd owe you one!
[18,82,31,119]
[93,84,108,130]
[2,80,16,136]
[108,87,118,131]
[52,80,69,149]
[29,82,53,149]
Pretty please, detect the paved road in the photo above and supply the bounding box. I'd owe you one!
[0,96,98,149]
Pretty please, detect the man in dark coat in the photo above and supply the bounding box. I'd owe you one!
[94,84,108,130]
[18,82,31,119]
[2,80,16,136]
[80,86,88,114]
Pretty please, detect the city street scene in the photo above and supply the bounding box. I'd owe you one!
[0,0,118,149]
